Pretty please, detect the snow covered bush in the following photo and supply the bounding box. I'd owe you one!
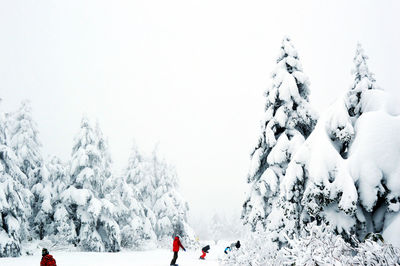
[280,223,400,265]
[220,224,282,266]
[353,238,400,265]
[279,222,355,265]
[222,223,400,265]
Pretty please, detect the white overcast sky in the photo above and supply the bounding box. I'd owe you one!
[1,0,400,220]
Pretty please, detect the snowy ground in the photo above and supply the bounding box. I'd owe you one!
[0,246,227,266]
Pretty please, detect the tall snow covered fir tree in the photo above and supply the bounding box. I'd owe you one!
[7,101,48,240]
[62,117,120,252]
[241,37,317,231]
[7,101,59,242]
[0,106,33,257]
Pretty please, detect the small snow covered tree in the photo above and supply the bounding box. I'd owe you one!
[0,111,32,257]
[8,101,43,188]
[113,143,156,249]
[63,116,120,252]
[346,43,378,118]
[31,161,54,240]
[129,145,195,247]
[210,213,225,242]
[31,155,77,244]
[242,37,317,231]
[92,122,121,252]
[150,149,196,246]
[95,121,113,196]
[44,156,76,245]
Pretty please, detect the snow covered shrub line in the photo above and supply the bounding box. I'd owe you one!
[222,223,400,266]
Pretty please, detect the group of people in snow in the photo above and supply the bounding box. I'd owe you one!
[169,236,241,265]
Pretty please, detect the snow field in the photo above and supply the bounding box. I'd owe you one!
[0,249,223,266]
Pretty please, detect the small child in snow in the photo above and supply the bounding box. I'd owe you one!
[199,245,210,260]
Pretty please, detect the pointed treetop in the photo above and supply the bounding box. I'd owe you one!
[18,100,32,114]
[276,37,302,73]
[267,37,310,104]
[352,43,376,89]
[280,36,298,57]
[80,115,90,128]
[347,43,378,117]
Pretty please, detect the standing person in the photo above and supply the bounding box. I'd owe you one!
[40,248,57,266]
[199,245,210,260]
[170,235,186,266]
[235,240,241,249]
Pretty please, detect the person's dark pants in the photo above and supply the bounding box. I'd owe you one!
[170,251,178,265]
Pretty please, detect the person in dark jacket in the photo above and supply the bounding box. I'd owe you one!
[235,240,241,249]
[170,236,186,265]
[199,245,210,260]
[40,248,57,266]
[224,240,241,254]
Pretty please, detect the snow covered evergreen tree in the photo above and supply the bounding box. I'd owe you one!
[44,156,76,245]
[92,122,121,252]
[242,37,317,231]
[280,43,393,247]
[150,149,196,246]
[8,101,43,188]
[129,145,195,247]
[346,43,378,118]
[0,109,33,257]
[62,117,120,252]
[95,121,113,196]
[31,161,53,240]
[113,143,156,249]
[7,101,47,241]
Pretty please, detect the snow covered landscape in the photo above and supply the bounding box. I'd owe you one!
[0,249,222,266]
[1,1,400,265]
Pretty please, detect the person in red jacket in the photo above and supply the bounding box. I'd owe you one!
[40,248,57,266]
[170,236,186,266]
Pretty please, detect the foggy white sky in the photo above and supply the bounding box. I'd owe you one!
[1,0,399,220]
